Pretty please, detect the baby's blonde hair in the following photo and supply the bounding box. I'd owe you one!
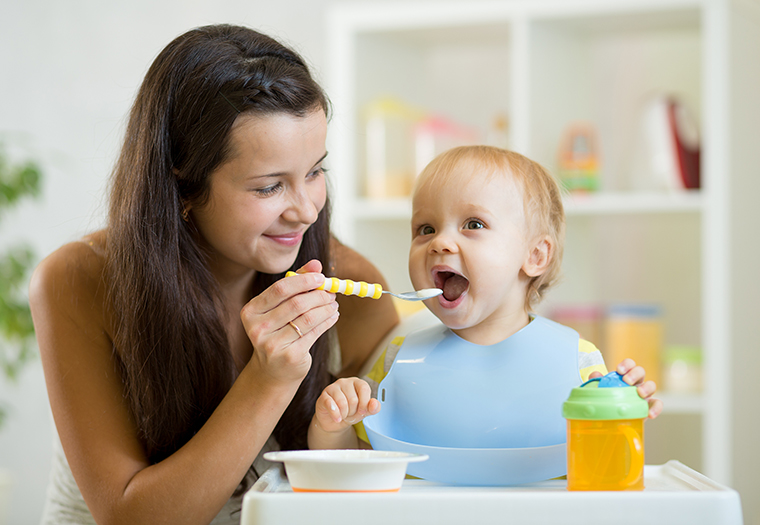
[414,145,566,310]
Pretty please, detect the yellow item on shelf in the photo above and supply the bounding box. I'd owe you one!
[363,97,425,199]
[603,304,663,387]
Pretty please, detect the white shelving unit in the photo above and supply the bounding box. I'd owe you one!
[326,0,760,489]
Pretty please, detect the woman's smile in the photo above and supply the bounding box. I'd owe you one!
[264,230,305,247]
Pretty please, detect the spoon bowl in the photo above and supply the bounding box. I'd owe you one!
[384,288,443,301]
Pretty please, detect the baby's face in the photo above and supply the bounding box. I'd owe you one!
[409,165,536,344]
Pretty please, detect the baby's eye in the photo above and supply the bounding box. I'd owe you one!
[418,225,435,236]
[465,219,485,230]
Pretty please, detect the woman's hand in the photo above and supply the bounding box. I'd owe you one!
[589,358,663,419]
[240,259,339,385]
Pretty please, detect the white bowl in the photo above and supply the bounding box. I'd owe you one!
[263,449,428,493]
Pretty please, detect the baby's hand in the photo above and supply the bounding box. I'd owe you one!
[591,359,663,419]
[314,377,380,433]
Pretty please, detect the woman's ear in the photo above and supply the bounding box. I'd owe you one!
[523,235,553,277]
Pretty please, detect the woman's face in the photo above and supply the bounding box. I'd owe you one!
[191,109,328,282]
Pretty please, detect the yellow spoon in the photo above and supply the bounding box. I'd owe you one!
[286,272,442,301]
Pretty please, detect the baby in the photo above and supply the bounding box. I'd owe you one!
[307,145,661,451]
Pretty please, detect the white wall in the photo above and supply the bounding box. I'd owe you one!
[0,1,387,522]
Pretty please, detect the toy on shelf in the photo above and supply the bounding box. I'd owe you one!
[413,114,481,175]
[557,122,600,192]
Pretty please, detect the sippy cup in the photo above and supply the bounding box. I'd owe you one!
[562,372,648,491]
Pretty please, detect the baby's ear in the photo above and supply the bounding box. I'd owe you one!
[523,235,552,277]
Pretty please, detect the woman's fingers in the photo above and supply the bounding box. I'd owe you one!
[241,274,336,344]
[284,297,339,341]
[295,259,323,275]
[247,271,327,315]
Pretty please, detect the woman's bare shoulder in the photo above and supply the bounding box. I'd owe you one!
[29,229,110,323]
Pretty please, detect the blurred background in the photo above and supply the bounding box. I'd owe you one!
[1,0,758,524]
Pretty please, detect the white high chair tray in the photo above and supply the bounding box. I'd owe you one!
[241,460,743,525]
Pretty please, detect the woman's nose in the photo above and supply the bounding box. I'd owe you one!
[283,184,320,225]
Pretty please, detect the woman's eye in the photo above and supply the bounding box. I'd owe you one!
[465,219,484,230]
[253,182,282,196]
[308,166,328,179]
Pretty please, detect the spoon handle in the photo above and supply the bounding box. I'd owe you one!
[286,271,383,299]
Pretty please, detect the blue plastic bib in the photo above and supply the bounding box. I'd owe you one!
[364,316,581,485]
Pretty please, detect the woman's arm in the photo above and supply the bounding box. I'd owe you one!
[29,239,330,525]
[329,238,400,377]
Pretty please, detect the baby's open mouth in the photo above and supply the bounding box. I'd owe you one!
[434,270,470,302]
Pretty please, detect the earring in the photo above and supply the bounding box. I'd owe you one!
[181,207,190,222]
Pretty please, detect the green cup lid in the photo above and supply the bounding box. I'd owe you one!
[562,372,649,420]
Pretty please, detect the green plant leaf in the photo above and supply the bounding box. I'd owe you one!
[0,141,43,421]
[0,143,42,220]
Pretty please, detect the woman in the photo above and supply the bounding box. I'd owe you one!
[29,24,398,524]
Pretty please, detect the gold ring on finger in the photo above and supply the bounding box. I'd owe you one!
[288,321,303,338]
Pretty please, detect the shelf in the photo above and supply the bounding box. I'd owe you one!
[327,0,760,486]
[658,392,704,415]
[350,190,702,221]
[563,190,703,216]
[353,198,411,220]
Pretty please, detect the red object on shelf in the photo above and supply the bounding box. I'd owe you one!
[667,99,701,189]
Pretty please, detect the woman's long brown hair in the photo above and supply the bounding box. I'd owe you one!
[106,25,333,487]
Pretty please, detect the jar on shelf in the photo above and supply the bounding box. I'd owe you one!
[603,304,663,387]
[661,345,702,394]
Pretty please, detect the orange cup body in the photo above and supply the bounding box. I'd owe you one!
[566,419,644,491]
